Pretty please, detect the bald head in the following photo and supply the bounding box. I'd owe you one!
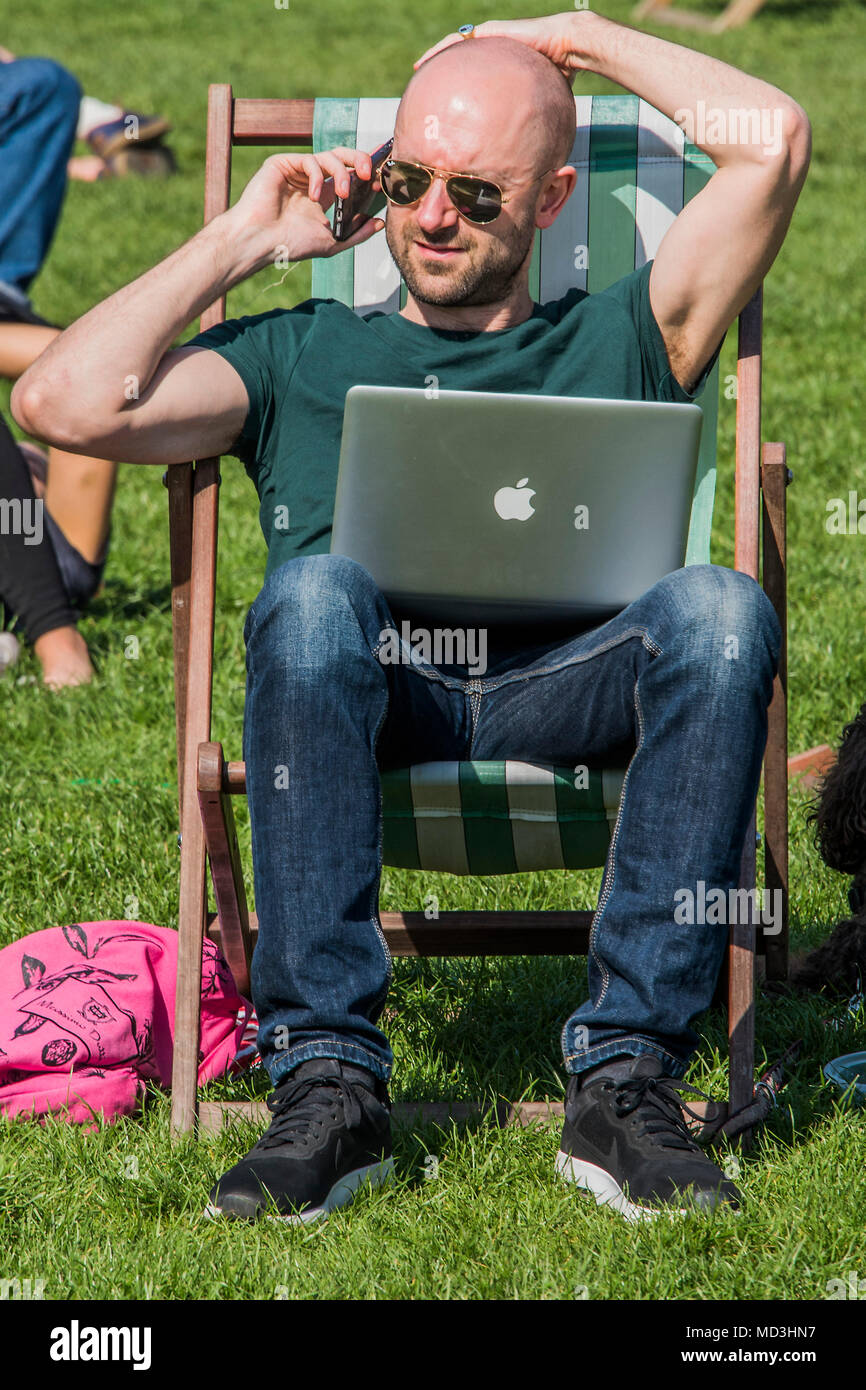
[385,37,577,326]
[396,37,576,185]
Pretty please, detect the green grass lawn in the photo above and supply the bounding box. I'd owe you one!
[1,0,865,1301]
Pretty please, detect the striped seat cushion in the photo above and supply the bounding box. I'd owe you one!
[381,762,625,874]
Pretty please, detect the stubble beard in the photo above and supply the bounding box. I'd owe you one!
[385,208,537,308]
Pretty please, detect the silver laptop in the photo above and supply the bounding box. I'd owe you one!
[330,385,704,625]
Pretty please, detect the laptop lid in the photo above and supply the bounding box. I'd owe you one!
[330,385,704,625]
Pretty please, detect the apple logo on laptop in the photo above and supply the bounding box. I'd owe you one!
[494,477,536,521]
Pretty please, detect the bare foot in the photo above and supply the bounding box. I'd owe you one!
[33,625,94,689]
[67,155,110,182]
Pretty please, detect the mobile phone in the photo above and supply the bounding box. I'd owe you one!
[333,137,393,242]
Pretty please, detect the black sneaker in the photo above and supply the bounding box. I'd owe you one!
[555,1055,741,1223]
[206,1057,394,1223]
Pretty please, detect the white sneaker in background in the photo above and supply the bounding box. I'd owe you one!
[0,631,20,674]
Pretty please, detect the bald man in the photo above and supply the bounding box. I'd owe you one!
[14,12,810,1226]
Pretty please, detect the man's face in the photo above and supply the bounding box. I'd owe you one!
[384,162,541,309]
[384,84,546,309]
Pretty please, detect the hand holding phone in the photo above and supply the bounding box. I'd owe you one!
[333,137,393,242]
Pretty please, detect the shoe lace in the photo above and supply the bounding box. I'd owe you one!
[609,1075,711,1153]
[257,1074,364,1151]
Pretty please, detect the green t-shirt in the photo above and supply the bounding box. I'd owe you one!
[189,260,722,581]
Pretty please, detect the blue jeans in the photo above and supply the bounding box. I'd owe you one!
[243,555,781,1086]
[0,58,80,294]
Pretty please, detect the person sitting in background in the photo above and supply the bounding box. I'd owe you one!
[0,49,139,684]
[0,45,172,324]
[0,318,115,687]
[0,409,96,688]
[0,322,116,654]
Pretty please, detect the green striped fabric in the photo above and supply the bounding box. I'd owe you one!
[381,763,625,875]
[310,96,719,875]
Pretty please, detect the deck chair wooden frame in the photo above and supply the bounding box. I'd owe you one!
[167,84,790,1138]
[632,0,769,34]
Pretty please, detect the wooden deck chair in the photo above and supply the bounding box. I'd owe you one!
[632,0,769,34]
[167,85,790,1139]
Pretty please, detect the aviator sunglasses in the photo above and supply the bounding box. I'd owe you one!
[379,150,557,225]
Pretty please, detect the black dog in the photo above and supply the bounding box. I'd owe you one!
[788,702,866,995]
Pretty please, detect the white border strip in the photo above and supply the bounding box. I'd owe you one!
[634,100,685,268]
[354,97,402,315]
[539,94,593,301]
[506,762,566,872]
[411,762,470,873]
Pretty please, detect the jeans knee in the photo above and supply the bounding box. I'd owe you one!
[8,58,81,123]
[660,564,780,666]
[710,566,780,664]
[256,553,378,613]
[245,554,383,659]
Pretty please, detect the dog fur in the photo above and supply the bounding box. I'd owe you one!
[788,702,866,995]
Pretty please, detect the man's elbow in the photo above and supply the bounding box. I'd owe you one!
[785,103,811,173]
[768,104,812,182]
[10,376,47,437]
[11,375,93,452]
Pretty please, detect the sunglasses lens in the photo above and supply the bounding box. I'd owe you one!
[381,160,503,223]
[447,177,502,223]
[380,159,431,205]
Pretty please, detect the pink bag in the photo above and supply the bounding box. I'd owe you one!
[0,921,256,1125]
